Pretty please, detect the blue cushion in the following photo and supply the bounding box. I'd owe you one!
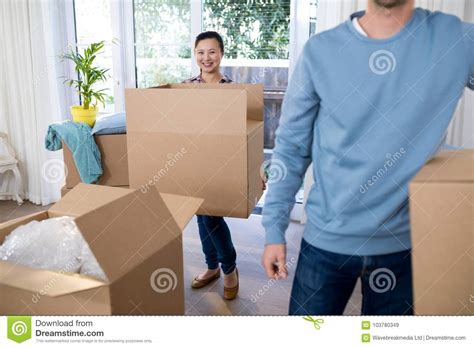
[91,112,126,135]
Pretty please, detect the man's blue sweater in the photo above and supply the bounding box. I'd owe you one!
[263,8,474,255]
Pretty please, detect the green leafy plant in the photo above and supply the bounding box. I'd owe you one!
[61,41,109,110]
[133,0,290,61]
[203,0,290,59]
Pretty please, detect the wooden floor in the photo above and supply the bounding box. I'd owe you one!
[0,200,49,223]
[0,200,362,315]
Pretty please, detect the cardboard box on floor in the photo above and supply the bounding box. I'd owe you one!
[409,150,473,315]
[63,134,129,189]
[125,83,264,218]
[60,185,71,196]
[0,183,202,315]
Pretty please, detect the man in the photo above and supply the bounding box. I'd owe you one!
[262,0,474,315]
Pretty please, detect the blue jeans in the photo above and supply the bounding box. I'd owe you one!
[196,215,236,275]
[289,238,413,315]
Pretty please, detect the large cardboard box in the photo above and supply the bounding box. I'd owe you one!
[60,185,71,197]
[0,183,202,315]
[125,83,264,218]
[63,134,129,189]
[409,150,473,315]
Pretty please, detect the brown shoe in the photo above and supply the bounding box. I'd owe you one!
[191,270,220,289]
[223,268,239,300]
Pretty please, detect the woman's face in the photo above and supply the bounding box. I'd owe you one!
[194,38,223,74]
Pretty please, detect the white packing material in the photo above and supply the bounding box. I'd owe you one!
[0,216,108,282]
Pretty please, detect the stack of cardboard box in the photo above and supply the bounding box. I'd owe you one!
[1,83,264,315]
[62,83,264,218]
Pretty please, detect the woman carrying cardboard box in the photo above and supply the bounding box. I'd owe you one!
[182,31,239,300]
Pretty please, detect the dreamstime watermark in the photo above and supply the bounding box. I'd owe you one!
[33,43,76,87]
[11,320,28,336]
[260,158,287,184]
[140,147,187,193]
[250,66,269,84]
[250,257,296,303]
[369,268,396,294]
[303,316,324,330]
[150,268,178,294]
[359,147,406,194]
[7,316,32,343]
[466,26,474,42]
[369,50,396,75]
[31,257,81,304]
[41,159,67,184]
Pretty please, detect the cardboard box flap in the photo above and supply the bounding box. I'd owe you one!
[412,150,474,183]
[73,187,201,282]
[159,193,204,230]
[0,261,105,297]
[148,83,264,121]
[49,183,131,217]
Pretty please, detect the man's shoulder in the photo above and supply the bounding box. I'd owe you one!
[303,20,351,55]
[417,8,463,28]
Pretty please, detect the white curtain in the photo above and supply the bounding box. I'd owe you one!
[0,0,72,205]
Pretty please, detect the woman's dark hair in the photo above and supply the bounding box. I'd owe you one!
[194,31,224,53]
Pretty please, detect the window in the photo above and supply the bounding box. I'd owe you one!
[202,0,291,149]
[72,0,315,148]
[133,0,192,87]
[73,0,116,112]
[202,0,290,60]
[309,0,318,36]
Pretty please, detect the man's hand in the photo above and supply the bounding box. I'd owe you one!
[262,244,288,279]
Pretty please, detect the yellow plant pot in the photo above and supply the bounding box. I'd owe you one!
[70,105,98,127]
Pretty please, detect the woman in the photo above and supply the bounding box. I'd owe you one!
[182,31,238,300]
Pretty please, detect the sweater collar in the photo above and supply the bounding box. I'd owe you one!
[346,7,422,44]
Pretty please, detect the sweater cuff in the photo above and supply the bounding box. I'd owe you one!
[265,229,287,245]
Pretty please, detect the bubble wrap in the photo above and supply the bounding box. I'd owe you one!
[0,216,108,282]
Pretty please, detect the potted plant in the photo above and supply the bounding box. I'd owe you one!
[61,41,109,127]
